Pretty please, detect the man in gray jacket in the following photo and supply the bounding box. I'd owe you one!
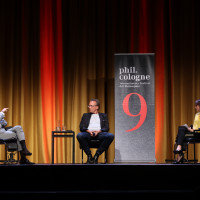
[0,108,33,164]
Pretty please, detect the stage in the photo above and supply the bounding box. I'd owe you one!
[0,163,199,199]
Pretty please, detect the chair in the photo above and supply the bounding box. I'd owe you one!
[174,130,200,163]
[80,139,107,164]
[0,138,19,164]
[184,130,200,162]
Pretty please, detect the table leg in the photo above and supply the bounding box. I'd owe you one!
[73,133,75,164]
[52,133,54,164]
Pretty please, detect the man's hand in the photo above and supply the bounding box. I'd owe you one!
[1,108,9,113]
[93,130,101,136]
[86,130,101,137]
[86,130,94,136]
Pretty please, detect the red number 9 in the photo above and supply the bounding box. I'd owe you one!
[122,93,147,132]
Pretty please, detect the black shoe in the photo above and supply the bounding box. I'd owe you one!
[94,153,99,164]
[86,154,93,164]
[20,158,35,165]
[21,149,32,156]
[173,153,184,164]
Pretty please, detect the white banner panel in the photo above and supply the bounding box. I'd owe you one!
[115,53,155,162]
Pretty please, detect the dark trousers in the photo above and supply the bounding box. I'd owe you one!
[77,132,114,156]
[176,126,189,146]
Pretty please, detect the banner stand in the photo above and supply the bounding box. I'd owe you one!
[114,53,155,163]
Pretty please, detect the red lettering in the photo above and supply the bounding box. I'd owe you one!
[122,93,147,132]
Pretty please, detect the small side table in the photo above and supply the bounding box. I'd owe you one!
[52,130,75,164]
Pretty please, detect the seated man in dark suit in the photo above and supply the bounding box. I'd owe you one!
[77,99,114,164]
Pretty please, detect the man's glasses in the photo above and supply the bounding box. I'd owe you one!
[88,105,97,108]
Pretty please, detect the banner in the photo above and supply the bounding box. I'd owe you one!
[115,53,155,162]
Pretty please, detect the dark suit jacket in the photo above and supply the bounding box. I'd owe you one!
[79,113,109,132]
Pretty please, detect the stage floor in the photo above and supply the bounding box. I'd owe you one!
[0,162,199,199]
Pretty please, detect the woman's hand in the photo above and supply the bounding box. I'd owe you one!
[188,127,194,132]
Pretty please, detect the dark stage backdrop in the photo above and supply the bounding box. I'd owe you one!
[0,0,200,163]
